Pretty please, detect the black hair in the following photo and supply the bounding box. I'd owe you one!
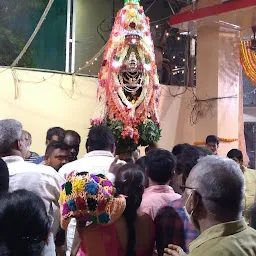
[87,126,115,151]
[65,130,81,143]
[45,141,69,156]
[172,143,190,157]
[227,149,243,162]
[145,143,158,155]
[136,156,149,188]
[146,149,176,184]
[46,127,65,142]
[155,206,185,255]
[85,139,89,153]
[135,156,147,172]
[176,145,212,179]
[0,190,51,256]
[0,159,9,194]
[206,135,219,145]
[115,164,145,256]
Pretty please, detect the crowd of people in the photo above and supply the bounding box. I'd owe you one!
[0,118,256,256]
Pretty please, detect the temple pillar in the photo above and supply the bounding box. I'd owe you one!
[195,25,240,156]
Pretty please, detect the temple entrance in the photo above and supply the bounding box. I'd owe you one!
[245,122,256,169]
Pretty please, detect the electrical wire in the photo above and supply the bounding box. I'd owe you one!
[145,0,157,13]
[97,17,113,43]
[10,0,55,68]
[150,16,170,24]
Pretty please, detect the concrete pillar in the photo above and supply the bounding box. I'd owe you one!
[195,24,240,156]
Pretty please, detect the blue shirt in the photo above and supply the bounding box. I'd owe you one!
[33,155,44,164]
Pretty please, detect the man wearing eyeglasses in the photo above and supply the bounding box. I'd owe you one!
[164,156,256,256]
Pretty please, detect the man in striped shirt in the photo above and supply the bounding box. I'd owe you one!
[22,130,39,163]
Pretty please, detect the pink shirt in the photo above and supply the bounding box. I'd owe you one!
[140,185,181,220]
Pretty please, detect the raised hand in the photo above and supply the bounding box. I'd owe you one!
[164,244,187,256]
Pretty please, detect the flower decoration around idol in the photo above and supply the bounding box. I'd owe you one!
[91,0,161,153]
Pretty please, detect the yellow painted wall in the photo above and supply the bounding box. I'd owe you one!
[0,67,195,157]
[0,68,97,157]
[158,86,195,151]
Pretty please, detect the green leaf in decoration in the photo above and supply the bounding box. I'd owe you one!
[138,119,161,146]
[90,118,161,152]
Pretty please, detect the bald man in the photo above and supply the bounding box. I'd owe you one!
[164,156,256,256]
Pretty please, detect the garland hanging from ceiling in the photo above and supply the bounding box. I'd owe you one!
[240,41,256,87]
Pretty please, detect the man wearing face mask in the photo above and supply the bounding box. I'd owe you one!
[164,156,256,256]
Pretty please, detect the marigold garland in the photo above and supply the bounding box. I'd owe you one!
[218,137,238,142]
[240,41,256,87]
[194,137,238,146]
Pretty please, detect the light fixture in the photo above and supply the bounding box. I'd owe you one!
[180,31,189,35]
[177,36,181,40]
[166,32,169,36]
[156,25,159,28]
[183,59,185,62]
[173,56,176,59]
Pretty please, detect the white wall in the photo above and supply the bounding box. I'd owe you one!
[0,68,97,157]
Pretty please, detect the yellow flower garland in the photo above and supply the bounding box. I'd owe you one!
[240,41,256,87]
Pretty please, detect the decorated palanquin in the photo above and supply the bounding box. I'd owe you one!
[91,0,161,153]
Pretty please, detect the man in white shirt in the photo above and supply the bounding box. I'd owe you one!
[0,119,65,256]
[58,125,124,255]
